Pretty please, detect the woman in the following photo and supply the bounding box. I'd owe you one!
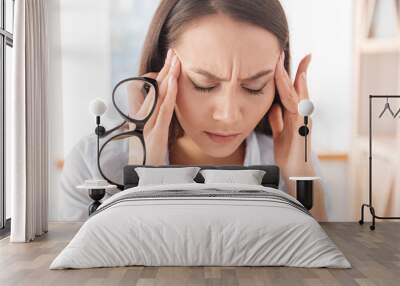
[59,0,326,221]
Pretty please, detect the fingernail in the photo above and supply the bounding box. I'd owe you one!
[302,72,307,82]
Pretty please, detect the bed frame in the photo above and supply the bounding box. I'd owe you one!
[122,165,314,212]
[88,165,281,215]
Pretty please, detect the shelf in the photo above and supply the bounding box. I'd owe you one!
[356,135,400,160]
[360,38,400,54]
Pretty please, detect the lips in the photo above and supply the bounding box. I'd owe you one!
[204,131,241,144]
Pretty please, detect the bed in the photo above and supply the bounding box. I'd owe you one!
[50,165,351,269]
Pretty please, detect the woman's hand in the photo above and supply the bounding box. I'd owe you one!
[269,52,312,175]
[130,49,181,165]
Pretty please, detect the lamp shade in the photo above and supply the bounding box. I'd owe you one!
[89,98,107,117]
[298,99,314,116]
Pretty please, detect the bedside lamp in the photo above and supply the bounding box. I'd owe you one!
[290,99,319,211]
[76,99,117,215]
[79,77,159,215]
[89,98,107,142]
[298,99,315,162]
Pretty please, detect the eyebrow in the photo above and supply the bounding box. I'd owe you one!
[190,68,273,82]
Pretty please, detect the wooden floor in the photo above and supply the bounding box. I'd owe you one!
[0,222,399,286]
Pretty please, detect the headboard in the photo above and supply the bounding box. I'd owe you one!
[123,165,280,189]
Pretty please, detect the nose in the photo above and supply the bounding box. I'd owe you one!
[212,92,242,124]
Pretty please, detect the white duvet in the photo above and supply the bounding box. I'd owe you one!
[50,183,351,269]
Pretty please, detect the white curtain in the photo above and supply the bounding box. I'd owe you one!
[10,0,49,242]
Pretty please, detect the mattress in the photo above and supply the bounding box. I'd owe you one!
[50,183,351,269]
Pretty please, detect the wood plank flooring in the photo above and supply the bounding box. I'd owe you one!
[0,222,399,286]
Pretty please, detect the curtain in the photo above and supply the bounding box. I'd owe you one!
[10,0,49,242]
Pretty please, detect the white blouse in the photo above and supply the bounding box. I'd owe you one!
[58,130,323,221]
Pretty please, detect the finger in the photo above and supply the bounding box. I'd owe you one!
[274,52,298,114]
[155,58,181,133]
[131,72,158,132]
[158,50,180,104]
[127,81,144,113]
[294,54,311,89]
[297,72,309,100]
[268,103,284,139]
[156,49,173,83]
[294,54,311,99]
[146,54,179,130]
[156,53,178,106]
[126,76,158,121]
[135,84,158,119]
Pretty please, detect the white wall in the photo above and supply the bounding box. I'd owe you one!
[282,0,354,154]
[60,0,112,157]
[48,0,111,220]
[47,0,159,220]
[48,0,354,221]
[58,0,160,157]
[56,0,354,157]
[281,0,354,220]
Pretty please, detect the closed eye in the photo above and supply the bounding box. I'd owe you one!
[193,84,216,93]
[189,77,217,93]
[241,80,270,96]
[242,86,264,96]
[195,85,264,96]
[189,77,270,96]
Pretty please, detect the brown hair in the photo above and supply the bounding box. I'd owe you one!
[139,0,290,150]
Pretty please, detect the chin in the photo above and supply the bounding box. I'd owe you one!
[203,147,236,158]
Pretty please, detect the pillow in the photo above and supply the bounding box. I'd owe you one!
[200,169,266,185]
[135,166,201,186]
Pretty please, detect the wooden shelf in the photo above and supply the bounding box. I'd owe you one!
[317,153,348,161]
[360,38,400,54]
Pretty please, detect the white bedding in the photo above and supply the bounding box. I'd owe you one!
[50,183,350,269]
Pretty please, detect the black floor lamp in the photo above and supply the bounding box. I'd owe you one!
[359,95,400,230]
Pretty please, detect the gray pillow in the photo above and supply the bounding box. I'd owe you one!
[200,169,266,185]
[135,167,201,186]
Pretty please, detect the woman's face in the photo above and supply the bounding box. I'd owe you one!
[173,13,281,158]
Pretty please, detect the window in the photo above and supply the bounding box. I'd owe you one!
[0,0,14,236]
